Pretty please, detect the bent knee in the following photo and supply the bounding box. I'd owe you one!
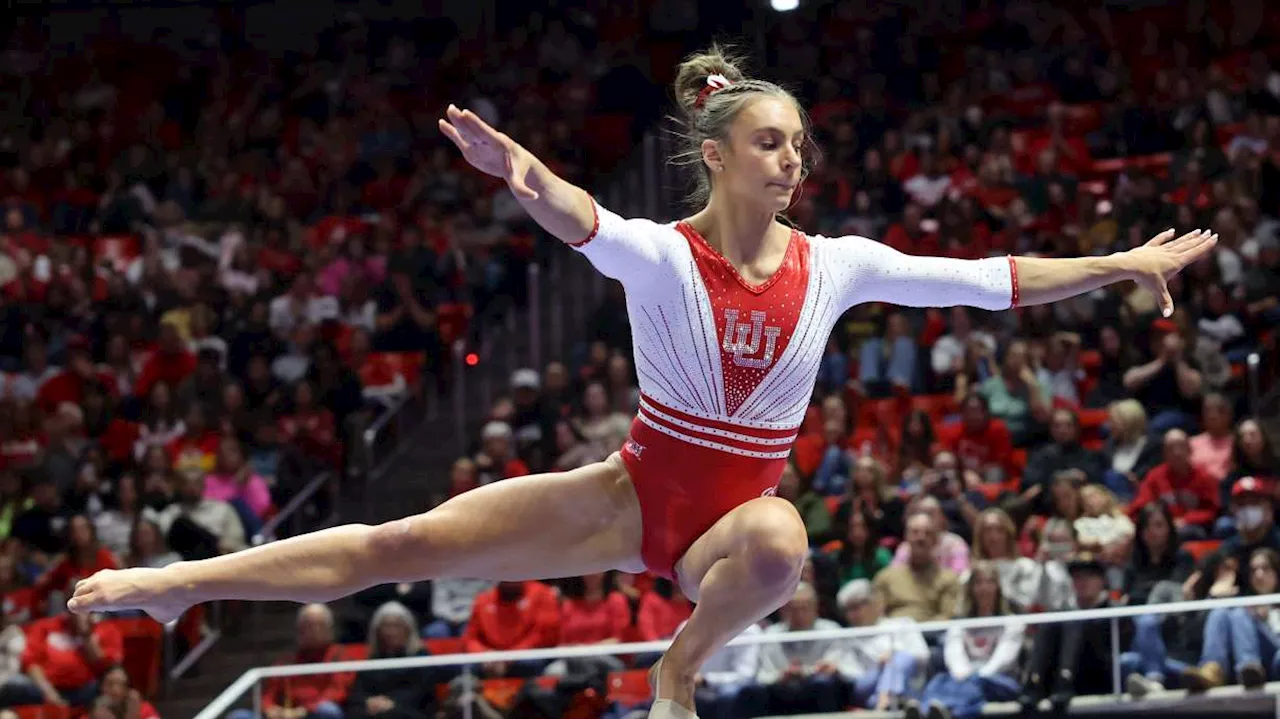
[736,499,808,587]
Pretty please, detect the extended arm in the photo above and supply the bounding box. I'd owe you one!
[841,229,1216,317]
[439,105,594,245]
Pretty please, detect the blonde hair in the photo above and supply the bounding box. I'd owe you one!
[671,43,819,208]
[1108,399,1148,442]
[852,456,895,503]
[971,508,1018,561]
[1079,484,1121,517]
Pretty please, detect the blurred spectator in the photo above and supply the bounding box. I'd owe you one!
[774,463,830,544]
[968,508,1071,612]
[1181,548,1280,692]
[876,509,961,621]
[1212,478,1280,591]
[858,313,916,396]
[752,582,844,715]
[826,503,892,584]
[1022,408,1104,510]
[1130,429,1220,540]
[11,478,67,561]
[346,602,443,719]
[149,471,247,559]
[231,604,351,719]
[425,577,492,640]
[913,561,1024,719]
[577,381,631,457]
[835,579,927,711]
[33,515,117,608]
[203,436,272,538]
[975,340,1050,447]
[86,666,159,719]
[124,518,181,569]
[93,474,140,559]
[19,613,123,708]
[930,308,996,392]
[463,581,558,677]
[0,607,30,707]
[550,419,605,472]
[938,394,1013,486]
[1122,328,1204,435]
[546,572,628,677]
[1189,393,1235,482]
[636,578,693,644]
[890,497,969,576]
[1019,554,1123,713]
[1220,418,1277,509]
[1101,400,1160,502]
[474,422,529,485]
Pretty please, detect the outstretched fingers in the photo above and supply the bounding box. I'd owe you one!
[1144,228,1178,247]
[438,119,469,152]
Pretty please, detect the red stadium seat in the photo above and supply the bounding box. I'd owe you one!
[425,637,467,656]
[910,394,956,424]
[102,617,164,698]
[607,669,653,706]
[1183,540,1222,562]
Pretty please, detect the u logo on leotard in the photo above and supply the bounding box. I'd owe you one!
[722,309,782,370]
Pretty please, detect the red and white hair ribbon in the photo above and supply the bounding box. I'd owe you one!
[694,74,733,109]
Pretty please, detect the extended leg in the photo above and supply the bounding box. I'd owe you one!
[70,456,645,622]
[651,498,809,714]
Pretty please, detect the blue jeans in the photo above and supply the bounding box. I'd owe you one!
[1200,607,1280,678]
[860,337,916,391]
[229,701,344,719]
[817,351,849,395]
[1148,410,1197,436]
[851,651,920,708]
[1121,614,1188,684]
[422,619,466,639]
[921,673,1020,719]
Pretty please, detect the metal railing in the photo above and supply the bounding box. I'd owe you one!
[195,591,1280,719]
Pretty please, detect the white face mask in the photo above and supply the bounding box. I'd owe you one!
[1236,506,1267,531]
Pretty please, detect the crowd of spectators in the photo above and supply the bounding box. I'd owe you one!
[267,2,1280,719]
[0,2,671,717]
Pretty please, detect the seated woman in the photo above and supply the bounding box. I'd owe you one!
[86,667,160,719]
[967,508,1072,612]
[1182,548,1280,692]
[1120,501,1197,696]
[546,572,630,676]
[1101,399,1160,502]
[824,503,893,585]
[835,579,928,711]
[908,561,1025,719]
[347,601,445,719]
[1075,485,1135,558]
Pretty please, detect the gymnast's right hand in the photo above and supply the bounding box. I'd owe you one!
[438,104,539,201]
[67,568,190,625]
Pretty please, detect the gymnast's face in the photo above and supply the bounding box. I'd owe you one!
[710,97,804,213]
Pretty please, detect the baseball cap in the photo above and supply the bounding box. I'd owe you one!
[510,368,540,391]
[1232,476,1271,499]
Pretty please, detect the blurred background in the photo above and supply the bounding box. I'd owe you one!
[0,0,1277,718]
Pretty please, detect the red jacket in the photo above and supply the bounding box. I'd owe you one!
[464,582,560,652]
[36,547,119,601]
[938,419,1014,476]
[134,350,196,399]
[21,615,124,691]
[262,644,353,711]
[1130,463,1220,528]
[636,592,693,642]
[558,592,630,646]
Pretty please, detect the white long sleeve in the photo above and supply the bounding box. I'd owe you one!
[977,622,1026,677]
[813,235,1015,313]
[569,199,677,289]
[942,627,973,678]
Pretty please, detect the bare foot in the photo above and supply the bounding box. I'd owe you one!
[647,657,697,717]
[68,568,190,624]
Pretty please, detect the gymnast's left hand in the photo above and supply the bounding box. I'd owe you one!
[1121,228,1217,318]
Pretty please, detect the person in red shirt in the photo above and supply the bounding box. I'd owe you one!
[86,666,160,719]
[20,613,124,707]
[35,342,118,415]
[1129,429,1220,540]
[34,515,119,605]
[0,553,40,625]
[474,422,530,485]
[550,572,631,675]
[463,581,559,677]
[134,323,197,401]
[240,604,352,719]
[937,394,1014,485]
[167,405,220,476]
[637,578,693,643]
[278,382,340,469]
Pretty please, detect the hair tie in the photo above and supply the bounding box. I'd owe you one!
[694,74,733,109]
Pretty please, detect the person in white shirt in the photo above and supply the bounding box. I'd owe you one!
[835,579,929,711]
[674,619,760,719]
[754,582,845,715]
[146,471,246,557]
[907,561,1024,719]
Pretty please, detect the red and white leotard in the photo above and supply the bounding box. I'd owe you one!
[572,200,1017,579]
